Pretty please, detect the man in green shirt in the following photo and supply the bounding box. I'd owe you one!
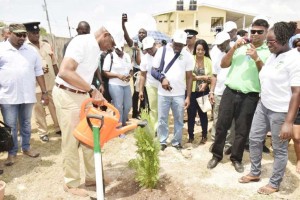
[207,19,270,173]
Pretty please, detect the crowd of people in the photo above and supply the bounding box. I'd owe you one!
[0,14,300,197]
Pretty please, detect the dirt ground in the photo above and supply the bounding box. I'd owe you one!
[1,110,300,200]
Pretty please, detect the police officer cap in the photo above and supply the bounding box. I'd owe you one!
[184,29,198,37]
[23,22,40,32]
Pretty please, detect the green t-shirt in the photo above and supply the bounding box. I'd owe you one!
[225,43,270,93]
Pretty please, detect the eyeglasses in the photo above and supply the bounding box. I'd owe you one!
[250,30,264,35]
[14,32,27,38]
[266,40,277,45]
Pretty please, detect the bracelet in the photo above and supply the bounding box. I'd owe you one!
[209,92,214,94]
[255,57,261,62]
[42,91,48,95]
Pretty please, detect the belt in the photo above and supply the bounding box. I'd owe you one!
[228,87,259,97]
[55,83,87,94]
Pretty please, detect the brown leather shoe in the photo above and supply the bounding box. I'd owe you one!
[23,149,40,158]
[5,155,16,166]
[63,185,89,197]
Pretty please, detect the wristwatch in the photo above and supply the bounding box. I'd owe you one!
[42,91,48,95]
[88,85,96,95]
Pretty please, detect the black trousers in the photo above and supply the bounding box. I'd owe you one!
[212,87,259,162]
[187,90,209,139]
[132,67,149,117]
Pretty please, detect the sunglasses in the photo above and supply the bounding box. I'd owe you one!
[14,32,27,38]
[250,30,264,35]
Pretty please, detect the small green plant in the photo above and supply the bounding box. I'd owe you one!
[129,110,160,189]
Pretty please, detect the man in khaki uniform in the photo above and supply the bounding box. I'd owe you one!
[24,22,60,142]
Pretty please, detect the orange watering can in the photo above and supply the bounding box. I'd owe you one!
[73,98,147,148]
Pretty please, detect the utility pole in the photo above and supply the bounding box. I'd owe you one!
[42,0,56,57]
[67,16,72,38]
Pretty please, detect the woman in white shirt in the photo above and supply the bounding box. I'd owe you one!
[239,21,300,195]
[289,34,300,174]
[103,43,132,130]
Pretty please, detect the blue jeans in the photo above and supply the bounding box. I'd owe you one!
[249,101,288,188]
[0,103,34,155]
[157,95,185,146]
[109,84,132,126]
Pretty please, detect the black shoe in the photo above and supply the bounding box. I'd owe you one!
[56,131,61,135]
[40,135,49,142]
[224,146,232,155]
[161,144,167,151]
[187,138,194,143]
[263,145,270,154]
[232,161,244,173]
[200,137,207,145]
[207,157,220,169]
[173,144,183,150]
[244,145,249,152]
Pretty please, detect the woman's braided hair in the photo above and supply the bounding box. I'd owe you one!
[271,21,297,46]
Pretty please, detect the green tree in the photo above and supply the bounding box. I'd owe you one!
[39,27,48,36]
[129,110,160,189]
[0,21,7,27]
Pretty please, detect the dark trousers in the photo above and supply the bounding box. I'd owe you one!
[132,67,149,117]
[212,87,259,162]
[187,91,209,139]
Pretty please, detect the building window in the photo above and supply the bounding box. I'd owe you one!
[181,20,184,23]
[164,20,168,23]
[159,20,162,23]
[195,20,198,28]
[211,17,224,32]
[170,20,174,23]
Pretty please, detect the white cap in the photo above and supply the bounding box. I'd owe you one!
[114,31,125,50]
[252,15,269,23]
[172,30,187,45]
[289,34,300,49]
[224,21,237,32]
[214,31,230,45]
[103,24,119,44]
[142,36,155,50]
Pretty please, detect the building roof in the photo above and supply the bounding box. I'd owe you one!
[153,2,258,28]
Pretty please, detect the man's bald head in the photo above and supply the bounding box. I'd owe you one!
[76,21,90,35]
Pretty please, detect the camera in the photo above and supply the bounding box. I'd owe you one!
[122,13,127,22]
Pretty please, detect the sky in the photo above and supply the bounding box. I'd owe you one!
[0,0,299,38]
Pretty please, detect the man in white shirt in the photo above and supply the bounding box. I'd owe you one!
[152,30,194,150]
[139,36,160,131]
[0,23,48,166]
[52,26,115,197]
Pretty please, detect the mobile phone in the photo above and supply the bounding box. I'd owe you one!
[244,38,252,44]
[122,13,127,22]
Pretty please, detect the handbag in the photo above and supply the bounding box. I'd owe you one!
[196,94,212,113]
[0,121,14,152]
[133,71,140,92]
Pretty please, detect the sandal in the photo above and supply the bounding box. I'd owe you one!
[238,174,260,183]
[257,184,279,195]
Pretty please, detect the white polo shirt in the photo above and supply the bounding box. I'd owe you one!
[210,45,230,96]
[140,53,159,88]
[0,41,43,104]
[260,48,300,112]
[103,51,131,86]
[55,34,101,91]
[153,46,194,96]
